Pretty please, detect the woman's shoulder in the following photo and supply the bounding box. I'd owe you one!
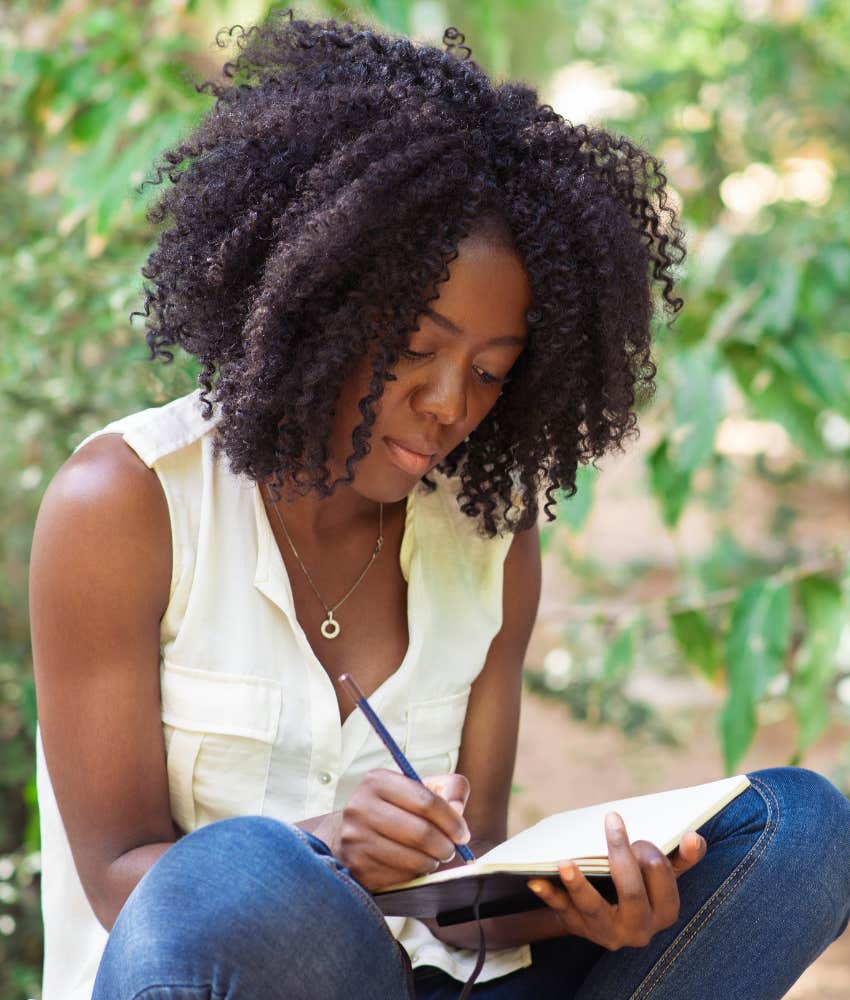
[417,473,513,549]
[33,429,174,638]
[411,473,515,599]
[71,388,223,470]
[35,388,223,626]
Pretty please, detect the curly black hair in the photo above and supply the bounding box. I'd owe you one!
[137,10,686,537]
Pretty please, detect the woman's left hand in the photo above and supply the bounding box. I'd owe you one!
[527,813,707,951]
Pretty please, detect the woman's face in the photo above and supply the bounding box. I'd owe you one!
[330,233,532,502]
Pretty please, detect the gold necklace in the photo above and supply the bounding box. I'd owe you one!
[264,484,383,640]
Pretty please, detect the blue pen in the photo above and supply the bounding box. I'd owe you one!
[338,673,475,863]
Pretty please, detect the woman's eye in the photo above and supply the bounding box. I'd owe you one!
[473,366,507,386]
[400,348,508,386]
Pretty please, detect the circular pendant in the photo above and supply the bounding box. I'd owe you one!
[320,613,341,640]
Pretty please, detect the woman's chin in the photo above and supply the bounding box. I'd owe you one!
[325,462,422,505]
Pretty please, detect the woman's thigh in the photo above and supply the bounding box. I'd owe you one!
[92,816,414,1000]
[417,767,850,1000]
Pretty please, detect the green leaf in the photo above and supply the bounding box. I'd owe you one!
[822,245,850,288]
[557,464,598,532]
[80,7,124,40]
[68,101,114,143]
[751,261,800,335]
[725,345,825,456]
[671,342,724,472]
[362,0,411,33]
[648,438,692,528]
[776,340,850,418]
[8,49,50,120]
[720,580,791,772]
[603,625,635,682]
[670,608,721,680]
[695,532,773,592]
[23,773,41,854]
[789,575,844,752]
[51,61,103,116]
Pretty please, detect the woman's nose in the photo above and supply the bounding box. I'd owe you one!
[412,366,468,426]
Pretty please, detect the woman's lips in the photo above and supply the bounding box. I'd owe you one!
[384,438,436,477]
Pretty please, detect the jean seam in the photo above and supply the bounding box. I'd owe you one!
[627,775,780,1000]
[291,823,413,993]
[322,856,414,989]
[130,984,218,1000]
[289,821,323,851]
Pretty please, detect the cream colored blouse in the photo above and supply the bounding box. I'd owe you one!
[36,389,532,1000]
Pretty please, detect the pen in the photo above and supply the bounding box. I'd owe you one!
[338,672,475,863]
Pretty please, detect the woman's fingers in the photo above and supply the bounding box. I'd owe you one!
[530,863,620,947]
[390,771,471,844]
[530,815,699,951]
[346,794,459,863]
[424,773,471,817]
[527,873,584,936]
[355,829,446,889]
[604,813,653,944]
[364,769,471,845]
[557,862,613,925]
[669,830,707,877]
[338,768,473,889]
[630,840,680,929]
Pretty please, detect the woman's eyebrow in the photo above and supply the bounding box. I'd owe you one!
[424,307,527,346]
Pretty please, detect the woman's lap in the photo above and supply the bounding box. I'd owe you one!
[93,767,850,1000]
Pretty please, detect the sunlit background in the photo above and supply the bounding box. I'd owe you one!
[2,1,849,995]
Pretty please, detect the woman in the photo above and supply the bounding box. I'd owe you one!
[29,13,850,1000]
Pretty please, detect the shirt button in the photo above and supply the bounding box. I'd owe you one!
[318,771,333,785]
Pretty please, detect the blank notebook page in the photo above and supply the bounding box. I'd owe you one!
[477,774,751,869]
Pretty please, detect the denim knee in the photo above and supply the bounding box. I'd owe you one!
[747,767,850,936]
[94,815,412,999]
[142,815,384,947]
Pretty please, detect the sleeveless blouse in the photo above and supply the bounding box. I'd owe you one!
[35,389,532,999]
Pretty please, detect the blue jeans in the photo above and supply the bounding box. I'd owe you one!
[93,768,850,999]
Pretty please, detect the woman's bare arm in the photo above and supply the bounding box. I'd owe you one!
[454,522,542,853]
[30,433,180,931]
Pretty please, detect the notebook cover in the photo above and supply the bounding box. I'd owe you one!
[374,871,618,925]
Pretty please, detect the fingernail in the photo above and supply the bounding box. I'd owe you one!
[458,823,471,844]
[529,881,545,893]
[442,849,456,863]
[605,812,624,840]
[561,863,576,883]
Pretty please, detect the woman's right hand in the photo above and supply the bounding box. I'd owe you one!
[317,769,471,891]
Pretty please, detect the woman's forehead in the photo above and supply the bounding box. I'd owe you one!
[429,236,532,336]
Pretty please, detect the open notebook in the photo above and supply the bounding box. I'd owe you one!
[374,774,751,925]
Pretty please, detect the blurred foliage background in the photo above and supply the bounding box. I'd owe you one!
[2,0,849,994]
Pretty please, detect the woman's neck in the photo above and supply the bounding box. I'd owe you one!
[261,475,387,546]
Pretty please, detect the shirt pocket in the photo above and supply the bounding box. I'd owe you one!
[160,660,282,832]
[403,687,471,777]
